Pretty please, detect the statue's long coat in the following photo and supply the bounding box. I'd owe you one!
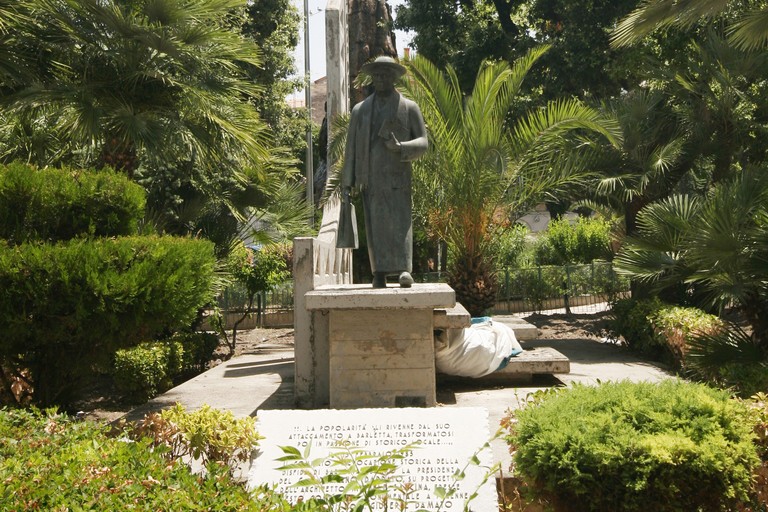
[341,90,428,274]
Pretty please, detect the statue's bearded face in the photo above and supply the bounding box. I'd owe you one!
[371,69,397,94]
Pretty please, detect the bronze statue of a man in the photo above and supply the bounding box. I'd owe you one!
[339,56,428,288]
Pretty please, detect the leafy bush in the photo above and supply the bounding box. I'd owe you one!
[504,381,759,512]
[126,404,260,469]
[533,217,612,266]
[0,236,216,406]
[0,407,287,511]
[113,332,218,402]
[608,297,666,357]
[0,162,145,244]
[228,242,290,300]
[113,341,184,402]
[650,306,723,367]
[491,224,532,268]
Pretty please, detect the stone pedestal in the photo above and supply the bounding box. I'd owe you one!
[305,283,455,409]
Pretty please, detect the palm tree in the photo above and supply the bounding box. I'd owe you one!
[580,89,688,239]
[0,0,268,176]
[400,50,621,315]
[612,0,768,51]
[615,168,768,348]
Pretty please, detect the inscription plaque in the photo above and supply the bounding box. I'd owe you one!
[247,408,496,511]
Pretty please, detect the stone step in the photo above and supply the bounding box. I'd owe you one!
[433,307,540,341]
[433,303,471,329]
[490,315,540,341]
[438,346,570,384]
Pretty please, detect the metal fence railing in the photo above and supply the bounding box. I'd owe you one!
[215,280,294,328]
[210,262,628,328]
[494,261,629,314]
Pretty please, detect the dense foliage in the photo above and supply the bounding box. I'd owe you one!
[0,0,311,255]
[0,236,216,406]
[402,50,620,315]
[0,407,280,511]
[532,217,613,266]
[113,332,218,402]
[395,0,645,100]
[615,170,768,352]
[505,381,759,511]
[0,162,145,243]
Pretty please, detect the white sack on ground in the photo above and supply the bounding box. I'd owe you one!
[435,319,523,378]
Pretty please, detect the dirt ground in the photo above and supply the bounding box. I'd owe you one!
[77,312,612,422]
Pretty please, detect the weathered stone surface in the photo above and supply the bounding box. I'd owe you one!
[329,307,435,408]
[247,407,497,510]
[306,282,455,310]
[433,303,472,329]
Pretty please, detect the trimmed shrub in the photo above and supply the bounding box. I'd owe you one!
[608,297,666,357]
[0,236,216,406]
[0,162,145,243]
[650,306,723,367]
[113,341,184,402]
[533,217,612,266]
[113,332,218,402]
[505,381,759,512]
[0,407,287,510]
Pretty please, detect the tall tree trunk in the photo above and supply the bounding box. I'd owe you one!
[348,0,397,105]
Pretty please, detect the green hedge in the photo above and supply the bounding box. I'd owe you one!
[533,217,612,266]
[0,162,146,243]
[608,297,667,359]
[114,341,183,402]
[506,381,759,511]
[0,236,215,406]
[113,333,218,402]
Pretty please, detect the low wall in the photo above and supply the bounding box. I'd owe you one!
[199,309,294,330]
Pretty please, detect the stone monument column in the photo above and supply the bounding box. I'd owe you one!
[293,0,353,409]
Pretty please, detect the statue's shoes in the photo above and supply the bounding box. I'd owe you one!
[372,273,387,288]
[398,272,414,288]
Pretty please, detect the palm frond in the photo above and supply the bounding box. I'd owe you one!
[728,8,768,51]
[243,180,314,244]
[635,194,699,250]
[686,323,765,381]
[611,0,730,48]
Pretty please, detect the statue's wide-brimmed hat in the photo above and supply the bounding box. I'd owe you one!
[361,56,407,78]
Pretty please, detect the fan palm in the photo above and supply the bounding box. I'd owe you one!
[615,168,768,347]
[580,89,688,238]
[0,0,268,175]
[400,50,622,315]
[612,0,768,51]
